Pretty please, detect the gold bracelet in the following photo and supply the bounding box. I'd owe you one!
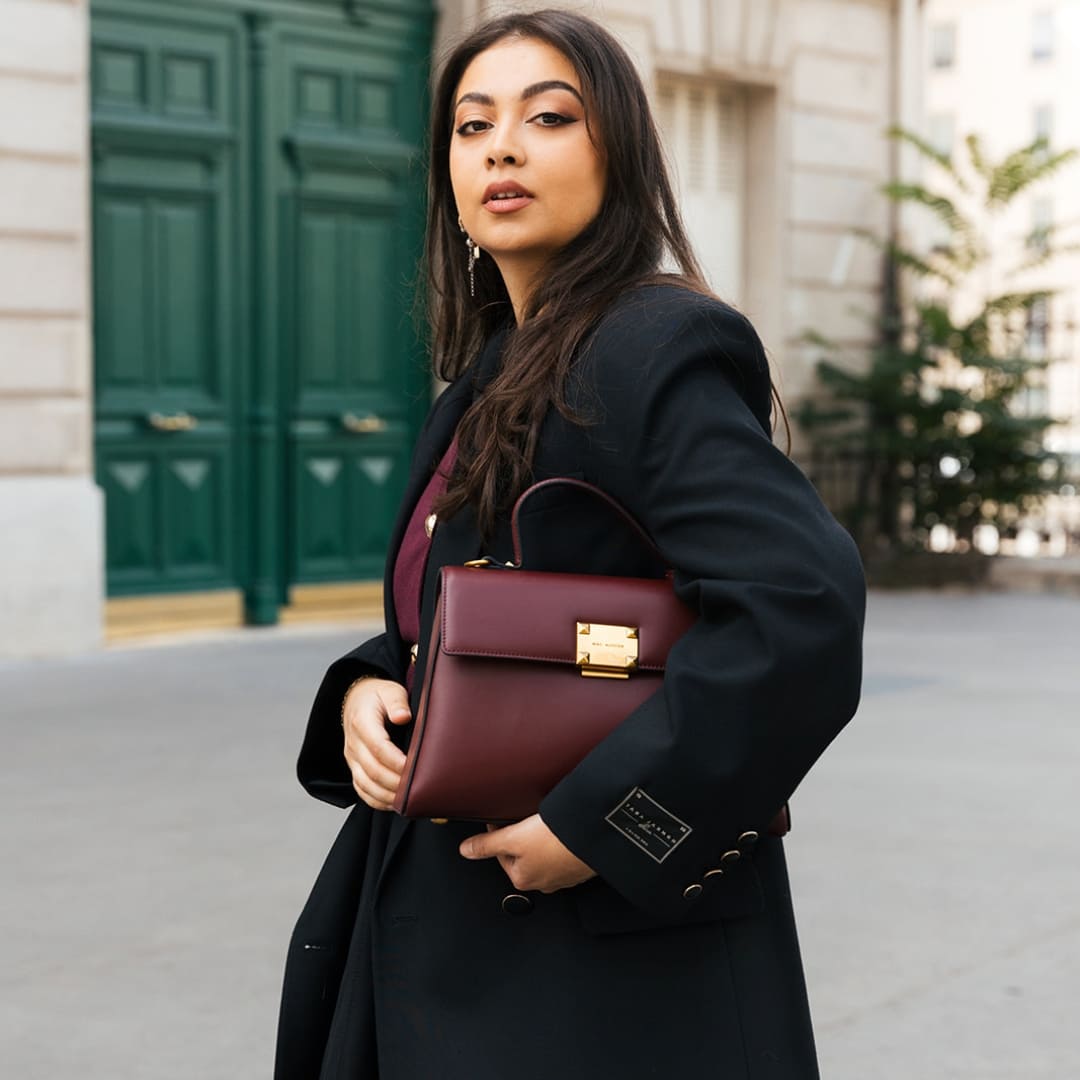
[340,674,377,728]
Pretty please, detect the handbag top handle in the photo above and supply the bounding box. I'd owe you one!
[509,477,667,569]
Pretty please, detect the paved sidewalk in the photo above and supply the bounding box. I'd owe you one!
[789,592,1079,1079]
[1,594,1077,1079]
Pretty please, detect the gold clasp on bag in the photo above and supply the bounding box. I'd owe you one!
[576,622,639,679]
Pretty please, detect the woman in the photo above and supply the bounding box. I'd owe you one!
[276,10,865,1079]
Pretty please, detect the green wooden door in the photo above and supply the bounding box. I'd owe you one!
[90,0,432,620]
[271,17,430,592]
[91,9,245,597]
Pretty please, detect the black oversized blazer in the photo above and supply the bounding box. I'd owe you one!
[277,285,866,1080]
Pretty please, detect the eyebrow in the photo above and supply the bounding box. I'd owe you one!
[455,80,584,110]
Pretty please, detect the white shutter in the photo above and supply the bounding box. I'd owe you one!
[656,76,746,302]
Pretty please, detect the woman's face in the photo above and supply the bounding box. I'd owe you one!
[449,37,606,279]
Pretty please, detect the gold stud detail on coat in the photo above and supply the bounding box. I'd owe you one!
[720,850,741,867]
[424,513,437,538]
[682,883,704,900]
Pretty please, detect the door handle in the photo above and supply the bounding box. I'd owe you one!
[147,411,199,432]
[341,412,387,434]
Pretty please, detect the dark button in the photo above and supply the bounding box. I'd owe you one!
[737,830,759,848]
[501,893,534,916]
[682,883,704,901]
[704,868,725,880]
[720,849,741,867]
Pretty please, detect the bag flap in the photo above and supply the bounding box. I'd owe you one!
[439,566,695,670]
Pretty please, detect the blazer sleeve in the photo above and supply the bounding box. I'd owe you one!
[539,297,866,920]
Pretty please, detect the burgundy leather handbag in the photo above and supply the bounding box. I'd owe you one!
[393,478,790,836]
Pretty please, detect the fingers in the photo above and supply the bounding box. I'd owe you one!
[459,822,519,861]
[460,827,528,890]
[341,677,411,810]
[459,816,597,894]
[355,740,401,794]
[358,688,408,771]
[355,712,407,775]
[347,761,397,811]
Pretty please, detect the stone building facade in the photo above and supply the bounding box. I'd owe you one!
[0,0,101,656]
[0,0,913,656]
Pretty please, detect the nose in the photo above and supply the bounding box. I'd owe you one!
[486,125,525,168]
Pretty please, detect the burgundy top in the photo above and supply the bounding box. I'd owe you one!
[392,437,458,689]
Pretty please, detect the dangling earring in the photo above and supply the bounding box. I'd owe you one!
[466,236,479,298]
[458,216,480,298]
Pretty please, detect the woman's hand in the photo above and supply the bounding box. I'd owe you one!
[459,814,596,893]
[341,678,412,810]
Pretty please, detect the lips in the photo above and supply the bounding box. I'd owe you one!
[482,181,535,207]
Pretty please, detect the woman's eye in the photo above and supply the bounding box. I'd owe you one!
[455,119,490,136]
[533,112,573,127]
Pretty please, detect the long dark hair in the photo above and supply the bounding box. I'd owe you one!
[425,9,775,535]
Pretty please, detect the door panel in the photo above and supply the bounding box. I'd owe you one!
[277,24,428,586]
[101,455,156,579]
[157,199,215,394]
[293,436,411,581]
[344,216,394,387]
[97,198,151,390]
[92,10,241,595]
[161,449,230,577]
[351,443,410,572]
[96,192,217,398]
[297,208,343,389]
[294,208,396,395]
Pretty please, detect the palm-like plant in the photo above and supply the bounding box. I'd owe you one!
[798,128,1078,554]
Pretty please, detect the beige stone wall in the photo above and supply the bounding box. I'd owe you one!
[434,0,906,415]
[0,0,102,656]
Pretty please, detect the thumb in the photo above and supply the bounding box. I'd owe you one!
[459,829,503,860]
[378,683,412,726]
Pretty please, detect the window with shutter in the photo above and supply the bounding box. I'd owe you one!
[655,76,745,301]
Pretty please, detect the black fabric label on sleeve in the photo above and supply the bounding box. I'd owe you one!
[605,787,692,863]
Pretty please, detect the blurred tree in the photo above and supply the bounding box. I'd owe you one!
[797,129,1079,556]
